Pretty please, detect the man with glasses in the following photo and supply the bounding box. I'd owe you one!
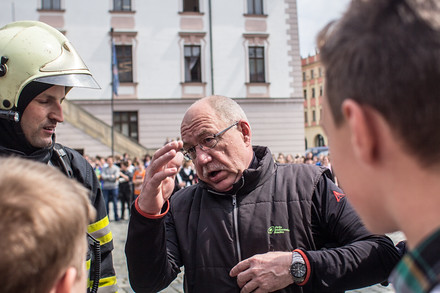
[126,95,401,292]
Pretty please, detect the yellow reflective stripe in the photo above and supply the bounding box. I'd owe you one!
[88,216,110,233]
[89,224,111,240]
[86,258,91,271]
[96,284,118,293]
[88,276,118,292]
[96,231,113,246]
[99,276,117,287]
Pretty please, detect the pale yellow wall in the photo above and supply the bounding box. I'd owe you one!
[302,53,327,148]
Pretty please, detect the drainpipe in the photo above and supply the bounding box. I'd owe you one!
[208,0,214,95]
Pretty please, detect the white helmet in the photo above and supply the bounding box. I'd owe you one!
[0,21,100,112]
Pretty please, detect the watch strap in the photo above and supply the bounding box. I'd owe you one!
[293,249,311,286]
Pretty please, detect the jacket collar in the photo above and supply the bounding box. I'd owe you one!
[0,118,55,164]
[202,145,275,197]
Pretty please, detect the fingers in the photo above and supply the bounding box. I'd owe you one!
[230,259,252,288]
[231,252,293,292]
[146,142,183,183]
[136,141,183,214]
[240,279,259,293]
[148,141,183,176]
[230,259,250,278]
[167,151,184,170]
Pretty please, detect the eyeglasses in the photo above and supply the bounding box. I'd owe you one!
[181,121,239,160]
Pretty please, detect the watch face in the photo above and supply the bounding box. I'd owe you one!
[291,263,306,278]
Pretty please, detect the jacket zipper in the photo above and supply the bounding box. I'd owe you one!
[232,194,242,262]
[207,178,245,263]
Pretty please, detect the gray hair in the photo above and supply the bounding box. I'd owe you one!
[202,95,248,124]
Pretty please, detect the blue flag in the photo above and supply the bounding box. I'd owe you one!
[112,40,119,96]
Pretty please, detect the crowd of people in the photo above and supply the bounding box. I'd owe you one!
[1,0,440,292]
[275,152,331,167]
[83,149,338,221]
[85,150,334,222]
[83,153,198,221]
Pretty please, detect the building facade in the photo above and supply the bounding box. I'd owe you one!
[302,52,327,150]
[1,0,305,157]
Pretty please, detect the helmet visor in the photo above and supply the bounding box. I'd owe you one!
[34,74,101,89]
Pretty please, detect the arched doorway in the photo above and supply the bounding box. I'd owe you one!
[315,134,325,147]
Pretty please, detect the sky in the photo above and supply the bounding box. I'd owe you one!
[297,0,352,57]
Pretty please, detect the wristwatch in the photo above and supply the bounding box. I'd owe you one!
[290,251,307,284]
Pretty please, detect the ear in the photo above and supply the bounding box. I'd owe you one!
[237,120,251,145]
[341,99,379,165]
[52,267,78,293]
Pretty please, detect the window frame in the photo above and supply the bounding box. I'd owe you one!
[113,0,132,12]
[247,0,264,15]
[183,0,200,12]
[113,111,139,142]
[41,0,61,10]
[248,46,266,83]
[115,44,133,83]
[184,45,202,83]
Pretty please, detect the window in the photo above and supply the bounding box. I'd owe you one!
[183,0,199,12]
[312,110,316,122]
[249,46,265,82]
[304,112,308,123]
[303,89,307,99]
[42,0,61,10]
[312,88,315,98]
[184,45,201,82]
[302,72,306,81]
[319,67,322,77]
[114,0,131,11]
[311,69,314,79]
[114,111,138,142]
[320,86,323,97]
[315,134,325,147]
[115,45,133,83]
[247,0,264,15]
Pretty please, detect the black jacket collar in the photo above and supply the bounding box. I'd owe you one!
[201,145,275,197]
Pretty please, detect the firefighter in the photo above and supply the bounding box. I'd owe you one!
[0,21,117,293]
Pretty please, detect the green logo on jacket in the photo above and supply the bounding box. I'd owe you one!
[267,226,290,235]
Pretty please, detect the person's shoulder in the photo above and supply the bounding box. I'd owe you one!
[277,163,330,184]
[170,184,198,207]
[55,144,93,172]
[277,162,324,173]
[55,144,84,160]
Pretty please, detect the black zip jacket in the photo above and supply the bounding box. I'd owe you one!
[126,146,400,292]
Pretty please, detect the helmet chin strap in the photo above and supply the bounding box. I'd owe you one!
[0,110,19,122]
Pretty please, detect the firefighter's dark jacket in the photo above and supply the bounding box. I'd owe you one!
[57,145,118,292]
[125,146,400,292]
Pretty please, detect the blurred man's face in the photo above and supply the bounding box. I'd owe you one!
[322,95,392,233]
[20,85,65,148]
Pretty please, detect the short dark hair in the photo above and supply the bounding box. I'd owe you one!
[318,0,440,166]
